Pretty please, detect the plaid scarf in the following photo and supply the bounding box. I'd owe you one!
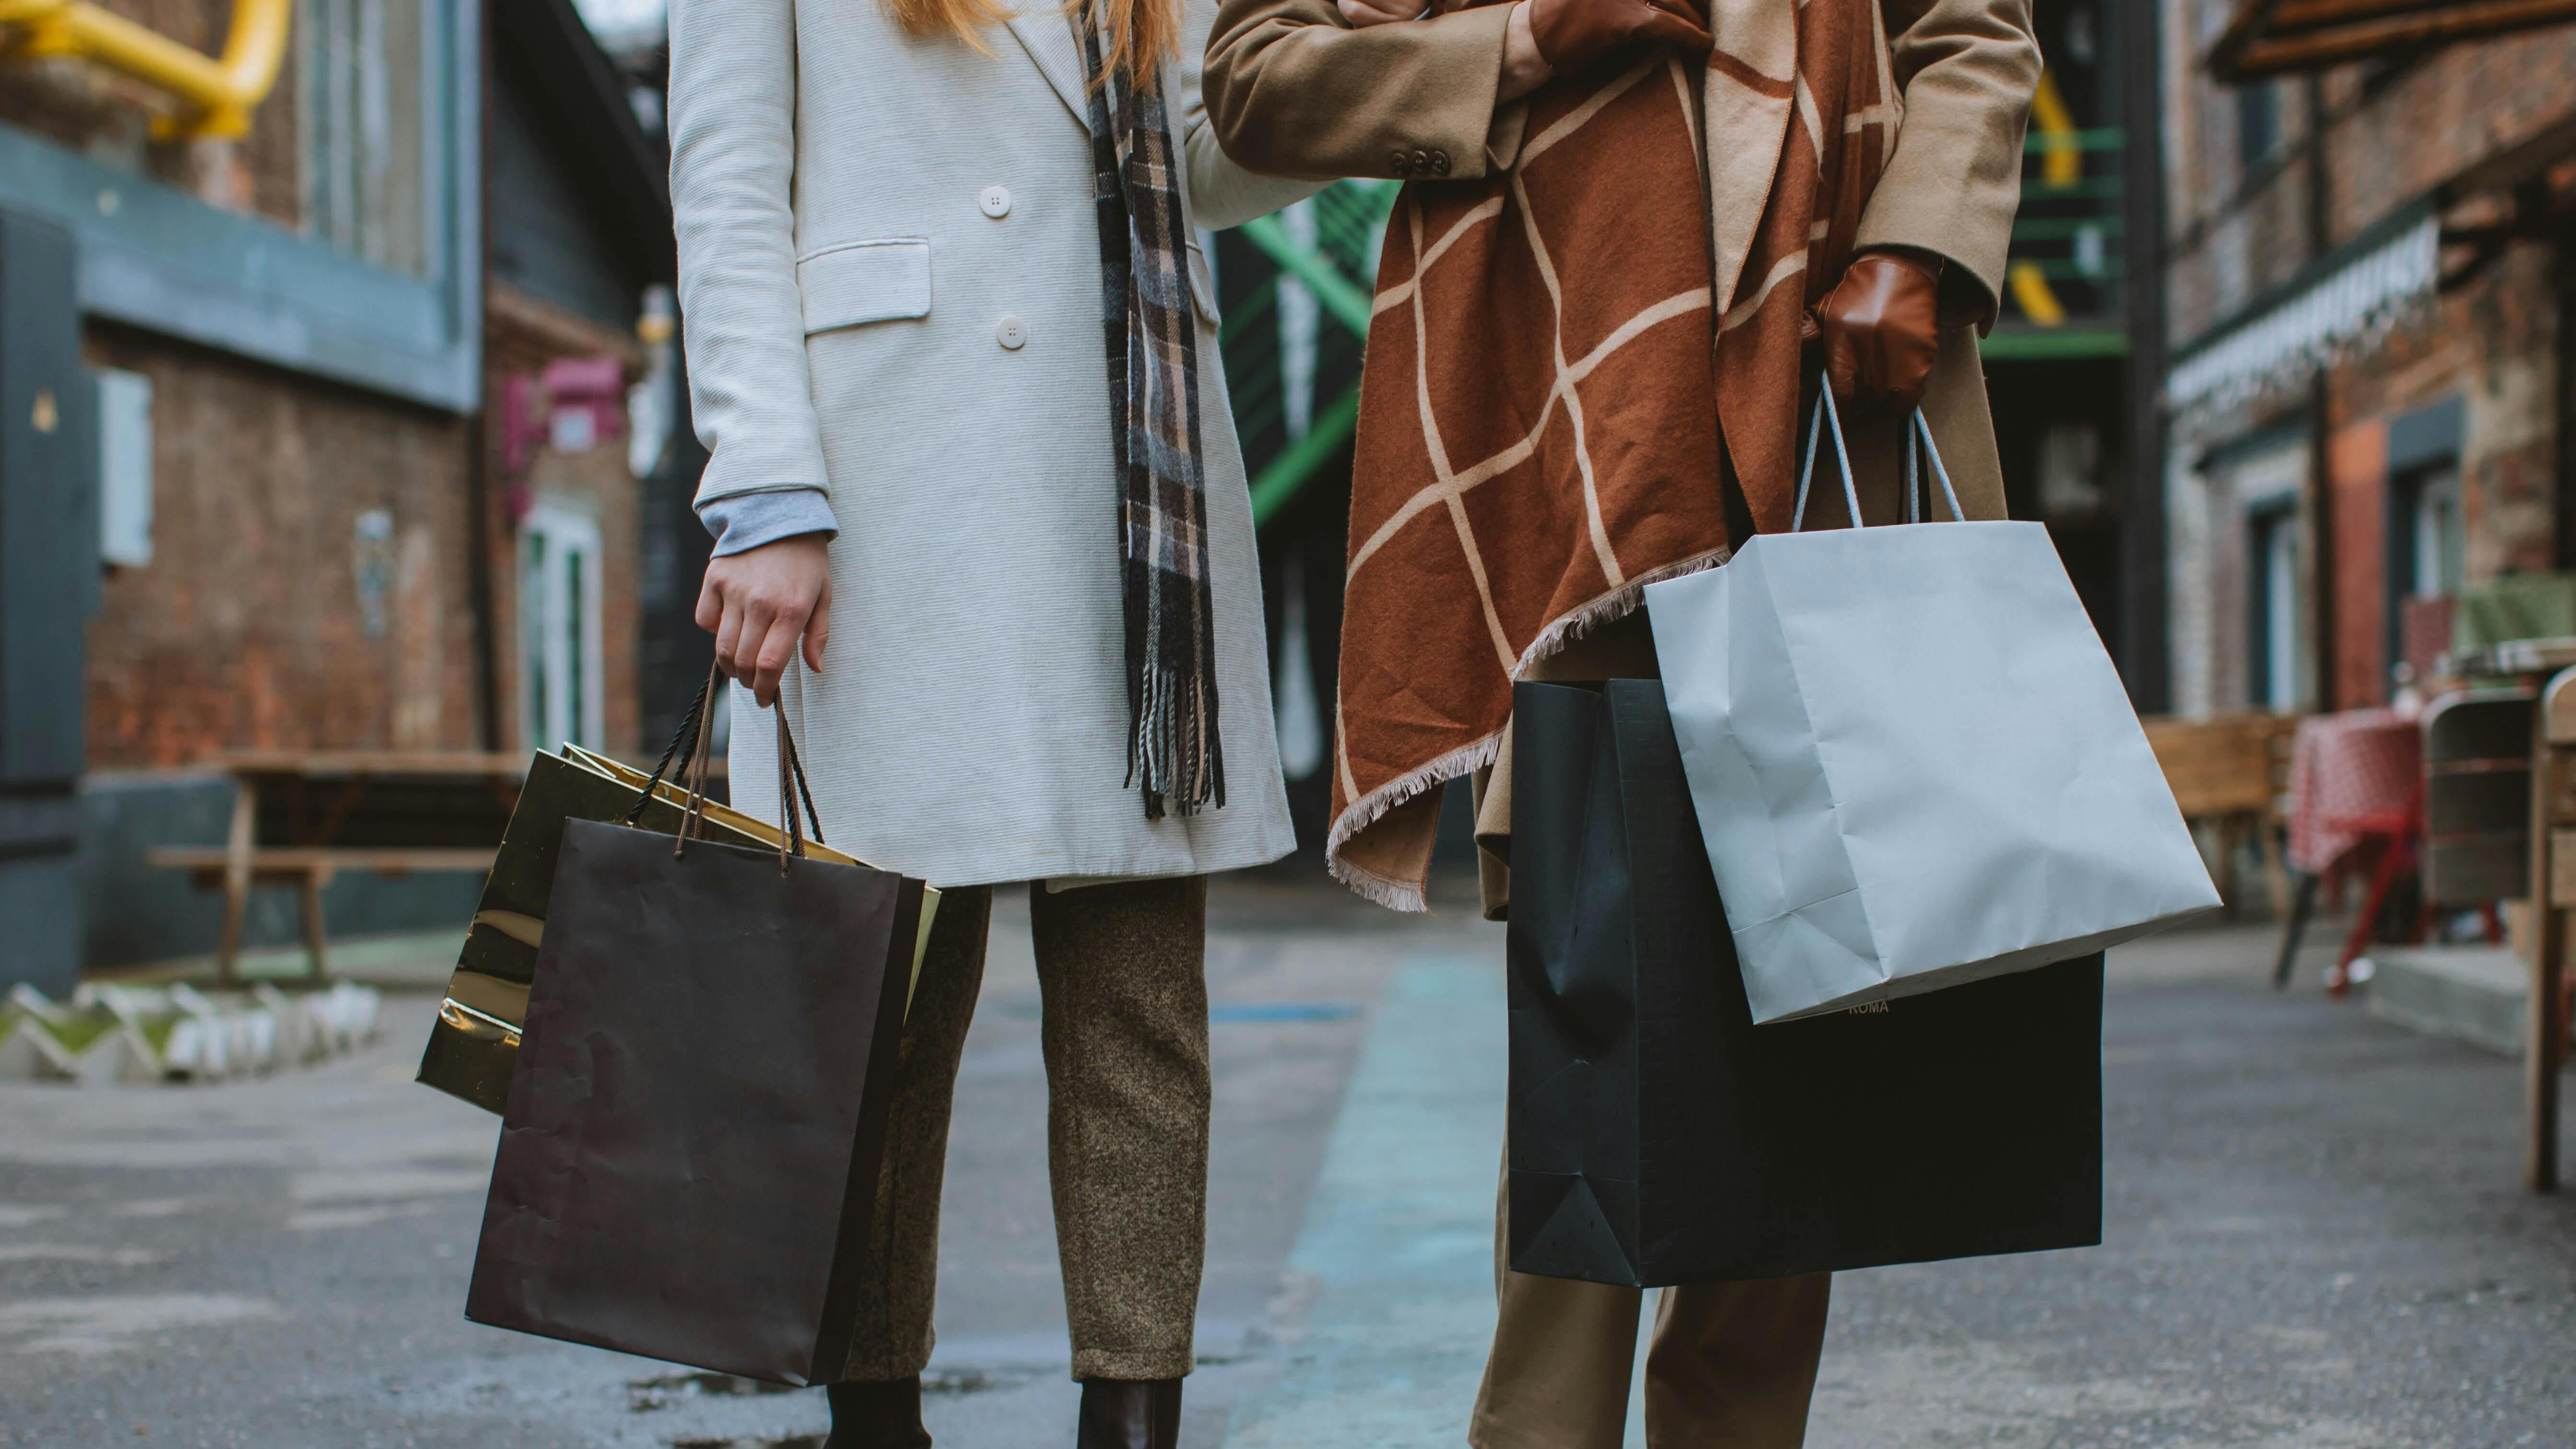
[1077,7,1223,820]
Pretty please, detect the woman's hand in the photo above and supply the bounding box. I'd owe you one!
[1334,0,1555,103]
[696,534,831,707]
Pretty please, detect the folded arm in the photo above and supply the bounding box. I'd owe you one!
[1203,0,1523,180]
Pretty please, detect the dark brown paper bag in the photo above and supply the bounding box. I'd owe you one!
[463,702,919,1384]
[418,746,934,1116]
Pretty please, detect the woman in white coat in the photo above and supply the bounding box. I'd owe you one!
[667,0,1312,1438]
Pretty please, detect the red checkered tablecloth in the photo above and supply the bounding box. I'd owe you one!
[2285,708,2422,875]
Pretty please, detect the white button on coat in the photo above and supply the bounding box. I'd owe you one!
[996,315,1028,350]
[978,185,1012,219]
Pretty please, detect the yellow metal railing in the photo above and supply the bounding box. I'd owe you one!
[0,0,290,139]
[2008,68,2082,327]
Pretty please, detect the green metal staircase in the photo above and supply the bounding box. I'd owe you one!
[1221,179,1399,526]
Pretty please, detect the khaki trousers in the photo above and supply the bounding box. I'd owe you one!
[1471,1160,1832,1449]
[839,876,1211,1383]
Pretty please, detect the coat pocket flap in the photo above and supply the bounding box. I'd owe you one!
[797,241,932,335]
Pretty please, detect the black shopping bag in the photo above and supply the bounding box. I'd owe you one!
[465,684,923,1384]
[1507,678,2103,1287]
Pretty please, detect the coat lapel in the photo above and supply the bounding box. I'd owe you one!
[1004,6,1090,128]
[1702,0,1797,312]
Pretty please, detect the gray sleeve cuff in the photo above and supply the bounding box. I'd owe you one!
[700,488,839,557]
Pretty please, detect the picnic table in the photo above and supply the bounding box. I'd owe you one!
[2284,708,2422,878]
[145,752,526,981]
[2271,708,2425,995]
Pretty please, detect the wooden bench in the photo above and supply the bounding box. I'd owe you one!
[145,752,524,981]
[2140,712,2300,915]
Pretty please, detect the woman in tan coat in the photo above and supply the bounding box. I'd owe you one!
[1200,0,2038,1443]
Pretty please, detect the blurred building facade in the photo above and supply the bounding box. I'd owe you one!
[2157,0,2576,716]
[0,0,702,979]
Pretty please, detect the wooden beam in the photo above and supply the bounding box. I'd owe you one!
[2209,0,2291,78]
[2226,0,2576,75]
[2268,0,2447,31]
[2440,110,2576,203]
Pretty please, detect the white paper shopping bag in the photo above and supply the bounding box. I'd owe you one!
[1644,392,2217,1023]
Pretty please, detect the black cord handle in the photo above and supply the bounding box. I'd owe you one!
[628,662,832,869]
[624,673,712,827]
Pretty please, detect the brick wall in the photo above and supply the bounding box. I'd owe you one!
[2338,245,2560,583]
[2326,419,2388,711]
[2164,12,2576,347]
[18,33,658,765]
[80,322,483,765]
[2162,1,2576,713]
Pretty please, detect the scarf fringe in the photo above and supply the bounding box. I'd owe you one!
[1324,731,1505,913]
[1322,542,1733,912]
[1130,658,1223,819]
[1510,543,1733,682]
[1330,854,1438,914]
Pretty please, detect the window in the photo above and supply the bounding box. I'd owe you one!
[2390,465,2463,602]
[2220,430,2309,713]
[299,0,430,275]
[2248,504,2300,711]
[2387,463,2462,689]
[97,369,154,569]
[520,504,605,752]
[2236,83,2281,175]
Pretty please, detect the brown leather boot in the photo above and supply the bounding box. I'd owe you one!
[825,1376,931,1449]
[1074,1377,1182,1449]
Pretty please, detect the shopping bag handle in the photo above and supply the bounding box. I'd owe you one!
[624,661,829,874]
[1791,385,1966,530]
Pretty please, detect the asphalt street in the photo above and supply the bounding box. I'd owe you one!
[4,878,2576,1448]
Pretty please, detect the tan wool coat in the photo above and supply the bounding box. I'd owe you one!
[1201,0,2041,908]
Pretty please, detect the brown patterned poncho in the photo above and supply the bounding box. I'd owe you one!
[1327,0,1902,908]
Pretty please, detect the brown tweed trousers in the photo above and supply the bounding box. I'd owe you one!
[838,876,1212,1383]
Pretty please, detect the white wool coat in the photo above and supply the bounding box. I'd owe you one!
[668,0,1315,887]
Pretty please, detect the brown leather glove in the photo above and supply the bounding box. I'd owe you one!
[1525,0,1713,74]
[1812,249,1943,411]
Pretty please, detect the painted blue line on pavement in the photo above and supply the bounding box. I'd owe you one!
[1219,950,1507,1448]
[1210,1002,1361,1023]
